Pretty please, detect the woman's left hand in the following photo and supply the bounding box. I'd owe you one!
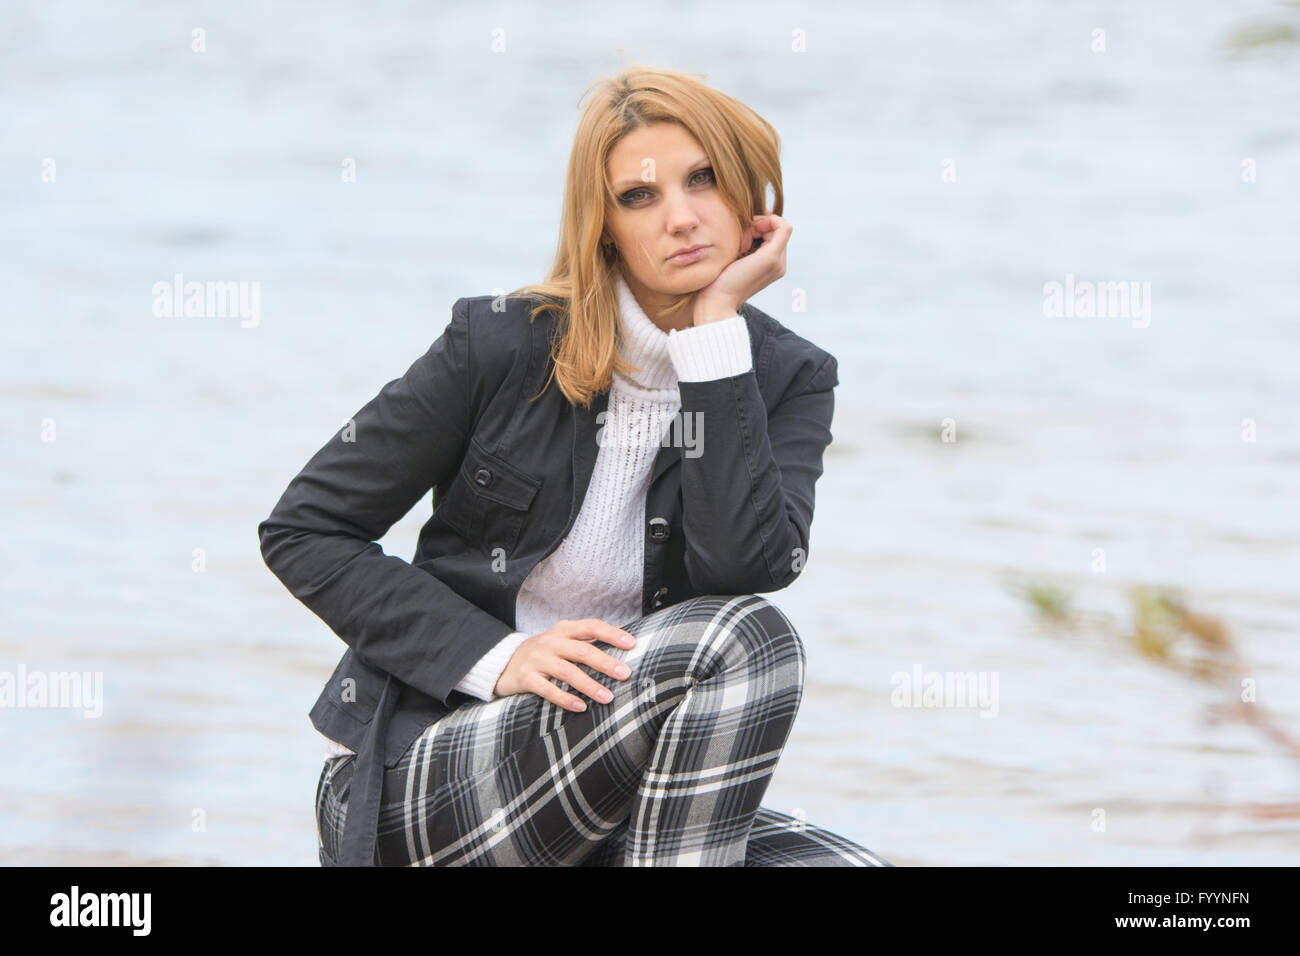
[692,214,792,324]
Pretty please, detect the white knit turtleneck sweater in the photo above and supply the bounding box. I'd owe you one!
[320,273,753,757]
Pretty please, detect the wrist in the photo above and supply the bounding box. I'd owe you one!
[692,295,739,326]
[493,642,525,696]
[482,631,531,699]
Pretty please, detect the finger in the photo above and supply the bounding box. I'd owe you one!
[766,219,793,253]
[763,215,789,238]
[550,658,617,705]
[567,618,637,649]
[526,672,588,713]
[738,224,757,256]
[559,639,633,683]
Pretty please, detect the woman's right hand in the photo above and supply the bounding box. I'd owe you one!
[493,619,637,711]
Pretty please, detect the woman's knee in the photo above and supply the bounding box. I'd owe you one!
[627,593,805,686]
[739,593,805,660]
[696,593,804,662]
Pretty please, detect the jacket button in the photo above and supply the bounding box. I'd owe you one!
[652,586,669,609]
[647,517,670,542]
[473,467,492,487]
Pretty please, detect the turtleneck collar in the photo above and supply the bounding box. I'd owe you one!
[613,270,681,404]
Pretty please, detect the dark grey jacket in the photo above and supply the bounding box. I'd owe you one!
[257,292,839,866]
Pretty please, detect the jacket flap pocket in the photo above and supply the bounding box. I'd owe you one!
[460,438,540,511]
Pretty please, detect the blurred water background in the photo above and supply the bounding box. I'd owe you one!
[2,0,1298,865]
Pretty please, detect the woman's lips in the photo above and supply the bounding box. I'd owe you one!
[668,245,709,264]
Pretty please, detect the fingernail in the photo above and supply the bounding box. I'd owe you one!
[616,665,630,678]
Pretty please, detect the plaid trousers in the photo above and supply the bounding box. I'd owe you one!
[315,593,892,866]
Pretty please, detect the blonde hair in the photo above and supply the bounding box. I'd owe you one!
[509,65,784,409]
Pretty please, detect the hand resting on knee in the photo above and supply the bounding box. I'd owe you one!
[494,619,638,713]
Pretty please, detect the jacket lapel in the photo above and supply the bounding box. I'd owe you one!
[570,386,610,522]
[650,440,682,484]
[573,389,684,488]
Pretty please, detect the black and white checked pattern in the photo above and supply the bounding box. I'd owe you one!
[316,594,891,866]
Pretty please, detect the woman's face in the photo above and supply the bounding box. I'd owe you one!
[604,121,743,325]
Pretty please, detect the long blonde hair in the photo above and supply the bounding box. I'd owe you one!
[509,65,784,409]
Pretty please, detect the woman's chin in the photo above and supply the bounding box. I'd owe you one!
[648,268,723,298]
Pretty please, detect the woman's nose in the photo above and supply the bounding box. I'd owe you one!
[664,196,701,232]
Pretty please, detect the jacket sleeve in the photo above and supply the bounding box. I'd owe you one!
[669,325,838,595]
[257,297,519,707]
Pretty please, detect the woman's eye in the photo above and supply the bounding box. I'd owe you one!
[618,168,714,205]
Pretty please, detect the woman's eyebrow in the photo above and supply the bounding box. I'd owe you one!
[613,156,710,191]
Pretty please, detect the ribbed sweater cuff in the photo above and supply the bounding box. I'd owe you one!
[666,313,752,382]
[453,630,532,701]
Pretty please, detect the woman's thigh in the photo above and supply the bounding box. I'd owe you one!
[329,593,806,866]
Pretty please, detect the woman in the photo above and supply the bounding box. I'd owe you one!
[261,65,891,866]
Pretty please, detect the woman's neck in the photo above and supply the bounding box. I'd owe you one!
[617,267,695,333]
